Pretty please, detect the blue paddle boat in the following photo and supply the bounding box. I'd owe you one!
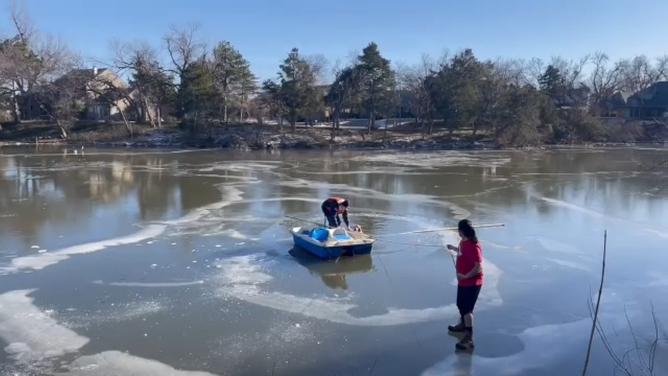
[290,226,375,259]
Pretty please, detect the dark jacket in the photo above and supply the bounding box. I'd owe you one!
[321,197,349,227]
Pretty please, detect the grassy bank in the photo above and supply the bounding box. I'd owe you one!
[0,120,666,150]
[0,121,494,150]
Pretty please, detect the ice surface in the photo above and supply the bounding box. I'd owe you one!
[420,319,590,376]
[92,280,204,288]
[2,225,166,273]
[0,289,89,363]
[57,351,218,376]
[212,254,502,327]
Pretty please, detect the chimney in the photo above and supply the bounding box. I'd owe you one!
[93,66,98,75]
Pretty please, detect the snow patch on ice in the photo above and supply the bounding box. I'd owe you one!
[56,351,218,375]
[1,225,166,274]
[92,280,204,288]
[0,289,89,364]
[212,254,502,327]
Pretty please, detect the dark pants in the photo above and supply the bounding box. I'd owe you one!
[456,285,482,317]
[321,204,339,228]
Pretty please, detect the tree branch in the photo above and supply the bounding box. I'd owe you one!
[583,230,607,376]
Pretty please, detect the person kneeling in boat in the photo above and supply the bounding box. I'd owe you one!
[321,197,350,229]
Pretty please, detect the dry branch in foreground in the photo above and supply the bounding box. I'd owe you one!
[583,231,667,375]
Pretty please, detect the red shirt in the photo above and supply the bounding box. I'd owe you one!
[455,239,483,286]
[325,197,348,214]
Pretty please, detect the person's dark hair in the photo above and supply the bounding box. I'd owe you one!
[342,200,349,207]
[458,219,478,243]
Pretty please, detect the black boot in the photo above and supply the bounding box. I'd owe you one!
[455,333,475,351]
[448,321,465,333]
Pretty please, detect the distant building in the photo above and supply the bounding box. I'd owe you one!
[604,81,668,119]
[18,67,167,122]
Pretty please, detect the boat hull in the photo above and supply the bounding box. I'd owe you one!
[290,226,374,260]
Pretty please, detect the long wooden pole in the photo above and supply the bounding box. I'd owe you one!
[284,215,322,227]
[285,215,505,237]
[375,223,505,238]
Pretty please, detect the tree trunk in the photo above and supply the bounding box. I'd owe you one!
[368,112,375,135]
[116,106,132,136]
[420,116,426,139]
[143,98,155,127]
[57,120,68,139]
[331,109,340,141]
[157,105,162,128]
[11,95,20,123]
[335,107,341,129]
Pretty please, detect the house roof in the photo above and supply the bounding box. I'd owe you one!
[608,91,633,107]
[625,81,668,108]
[53,68,108,86]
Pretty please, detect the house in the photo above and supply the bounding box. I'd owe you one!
[62,67,131,121]
[554,85,590,110]
[604,81,668,119]
[18,67,132,122]
[600,91,632,117]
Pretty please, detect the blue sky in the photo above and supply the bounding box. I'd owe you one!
[5,0,668,81]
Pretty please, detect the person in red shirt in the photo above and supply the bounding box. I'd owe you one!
[446,219,483,351]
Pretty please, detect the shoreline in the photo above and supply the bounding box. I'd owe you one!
[1,123,666,152]
[1,138,665,152]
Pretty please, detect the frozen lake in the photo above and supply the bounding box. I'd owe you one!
[0,146,666,375]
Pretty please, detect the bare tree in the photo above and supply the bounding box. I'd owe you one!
[551,55,590,88]
[345,49,361,65]
[163,22,205,75]
[86,69,134,135]
[545,55,591,108]
[102,40,158,125]
[619,55,668,92]
[588,51,624,116]
[31,58,85,138]
[325,59,361,135]
[94,38,177,129]
[7,0,35,41]
[493,57,532,87]
[655,55,668,82]
[396,54,437,134]
[0,0,80,136]
[162,23,206,123]
[0,0,38,122]
[525,57,545,88]
[304,53,330,86]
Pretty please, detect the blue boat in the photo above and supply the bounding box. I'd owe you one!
[290,226,375,259]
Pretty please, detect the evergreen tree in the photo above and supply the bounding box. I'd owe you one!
[357,43,396,133]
